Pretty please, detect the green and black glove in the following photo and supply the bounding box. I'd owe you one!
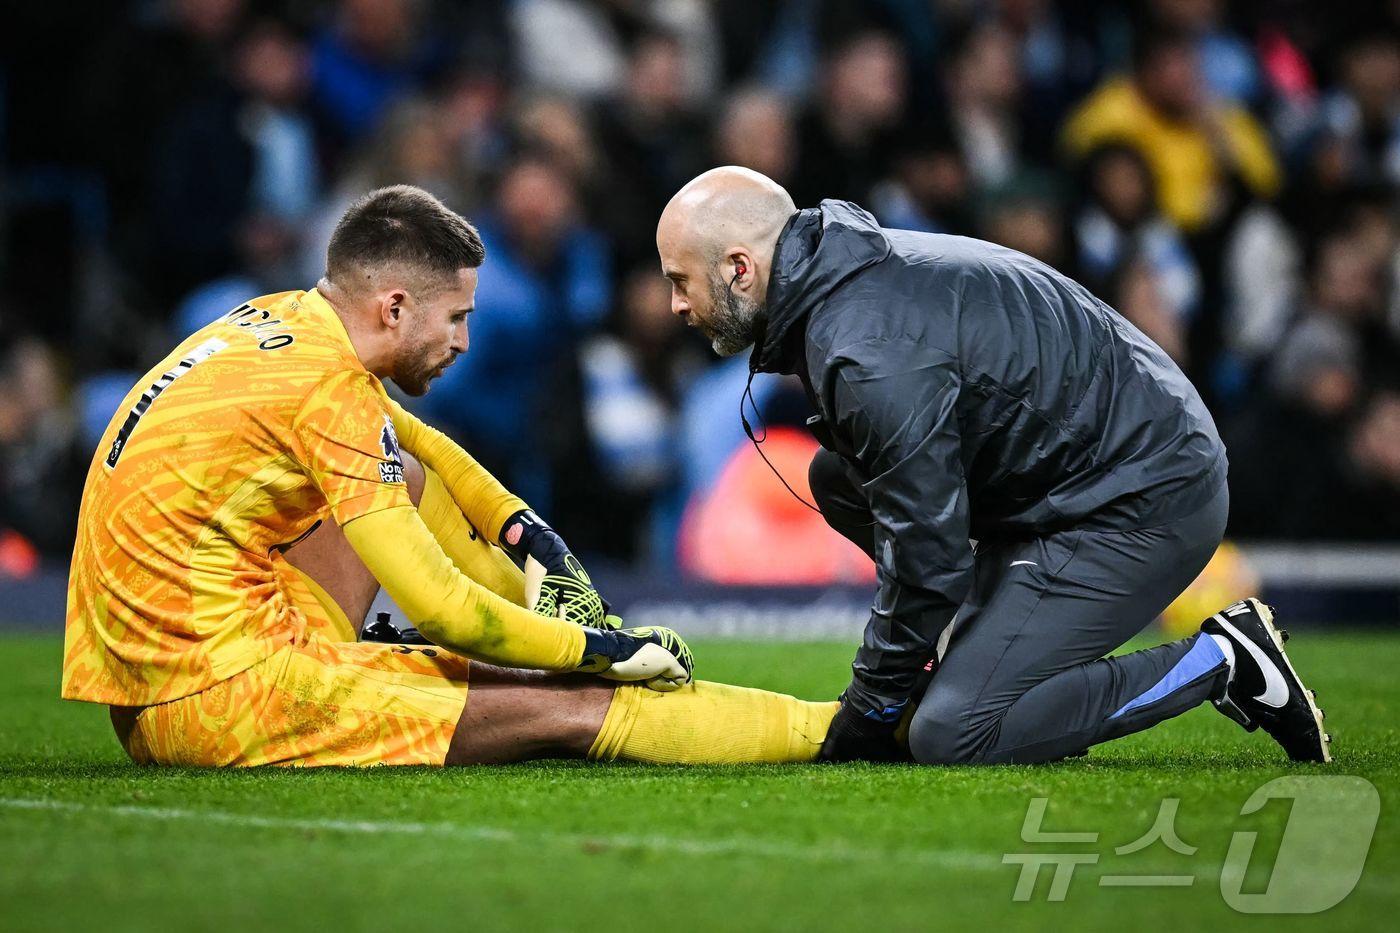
[577,625,694,692]
[499,508,615,628]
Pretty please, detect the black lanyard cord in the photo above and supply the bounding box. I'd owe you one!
[739,366,825,515]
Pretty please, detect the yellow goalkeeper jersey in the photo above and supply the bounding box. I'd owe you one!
[62,289,413,706]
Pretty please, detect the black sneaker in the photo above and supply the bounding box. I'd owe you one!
[1201,598,1332,763]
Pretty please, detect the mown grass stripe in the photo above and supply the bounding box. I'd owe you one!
[0,796,1004,870]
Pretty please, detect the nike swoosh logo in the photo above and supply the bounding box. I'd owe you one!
[1214,614,1291,707]
[1009,560,1037,568]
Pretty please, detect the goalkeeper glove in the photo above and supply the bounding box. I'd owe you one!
[499,508,614,628]
[577,625,694,691]
[819,680,912,763]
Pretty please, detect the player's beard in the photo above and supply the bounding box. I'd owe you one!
[396,339,453,397]
[705,268,764,357]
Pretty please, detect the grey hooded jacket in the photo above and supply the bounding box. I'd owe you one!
[751,201,1227,698]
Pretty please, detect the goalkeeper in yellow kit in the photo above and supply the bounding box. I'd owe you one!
[62,185,835,767]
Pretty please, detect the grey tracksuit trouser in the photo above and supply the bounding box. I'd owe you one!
[809,449,1232,765]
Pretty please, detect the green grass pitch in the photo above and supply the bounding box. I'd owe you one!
[1,631,1396,931]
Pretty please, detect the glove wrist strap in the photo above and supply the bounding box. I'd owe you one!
[499,508,548,563]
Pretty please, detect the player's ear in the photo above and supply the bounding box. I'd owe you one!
[381,290,409,329]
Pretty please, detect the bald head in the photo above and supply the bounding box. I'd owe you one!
[659,166,795,262]
[657,167,796,356]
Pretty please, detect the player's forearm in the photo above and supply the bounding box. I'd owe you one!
[384,399,526,539]
[852,580,958,698]
[343,507,583,671]
[822,582,956,763]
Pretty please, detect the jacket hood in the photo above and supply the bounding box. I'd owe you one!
[751,199,892,374]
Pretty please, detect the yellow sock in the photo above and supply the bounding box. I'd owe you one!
[588,680,838,764]
[418,467,526,604]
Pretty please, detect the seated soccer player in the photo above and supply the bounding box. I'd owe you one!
[62,185,836,767]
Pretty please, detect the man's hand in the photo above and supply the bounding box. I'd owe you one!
[819,682,912,762]
[577,625,694,691]
[499,509,613,628]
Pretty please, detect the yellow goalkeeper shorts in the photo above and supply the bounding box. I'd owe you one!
[115,634,471,768]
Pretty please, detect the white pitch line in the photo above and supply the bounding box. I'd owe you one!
[7,797,1393,897]
[0,796,1003,871]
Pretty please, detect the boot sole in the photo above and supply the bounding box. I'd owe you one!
[1248,599,1332,764]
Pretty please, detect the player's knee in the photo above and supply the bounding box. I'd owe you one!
[907,691,980,765]
[401,450,426,506]
[807,449,850,515]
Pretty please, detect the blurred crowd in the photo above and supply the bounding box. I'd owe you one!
[2,0,1399,580]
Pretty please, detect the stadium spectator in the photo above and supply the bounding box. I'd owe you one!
[1315,33,1400,188]
[579,267,708,561]
[308,0,443,150]
[1225,229,1386,539]
[419,155,612,517]
[514,95,604,201]
[0,336,84,564]
[511,0,629,99]
[6,0,1400,568]
[713,89,798,190]
[1063,29,1282,234]
[1345,391,1400,539]
[1146,0,1263,105]
[174,216,305,339]
[1073,144,1201,323]
[790,29,908,207]
[80,0,248,258]
[581,270,684,496]
[976,171,1069,272]
[1111,257,1190,367]
[1306,227,1400,387]
[996,0,1103,148]
[147,18,320,306]
[1221,202,1303,368]
[943,19,1029,189]
[594,28,710,266]
[300,97,479,284]
[869,121,973,235]
[513,0,718,104]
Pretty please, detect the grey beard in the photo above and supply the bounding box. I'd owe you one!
[706,272,764,357]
